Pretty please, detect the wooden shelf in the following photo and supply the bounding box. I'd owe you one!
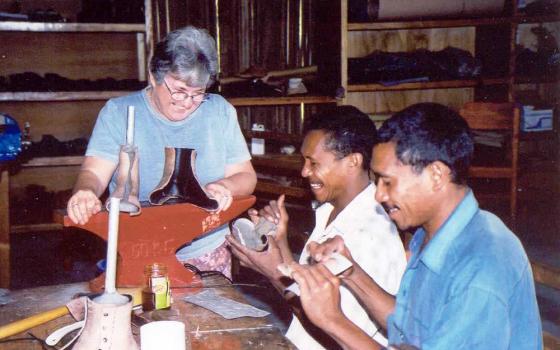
[228,95,336,106]
[0,91,136,101]
[515,76,560,84]
[255,181,310,199]
[243,131,302,144]
[347,78,509,92]
[347,15,560,31]
[21,156,84,167]
[520,131,557,141]
[515,15,560,24]
[11,223,63,234]
[252,154,303,171]
[0,21,146,33]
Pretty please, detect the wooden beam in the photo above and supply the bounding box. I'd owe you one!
[544,331,560,350]
[532,260,560,290]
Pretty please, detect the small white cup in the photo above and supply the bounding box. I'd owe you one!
[140,320,186,350]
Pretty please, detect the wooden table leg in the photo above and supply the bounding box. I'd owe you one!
[0,168,10,289]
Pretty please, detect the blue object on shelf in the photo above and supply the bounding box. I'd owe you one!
[0,113,22,162]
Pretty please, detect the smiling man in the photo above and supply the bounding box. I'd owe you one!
[288,103,542,350]
[227,105,406,349]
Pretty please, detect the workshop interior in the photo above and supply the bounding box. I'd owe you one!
[0,0,558,349]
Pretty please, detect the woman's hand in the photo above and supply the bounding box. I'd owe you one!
[67,189,102,225]
[205,181,233,212]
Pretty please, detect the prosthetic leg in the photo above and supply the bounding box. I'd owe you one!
[106,106,141,215]
[149,147,219,211]
[106,144,141,215]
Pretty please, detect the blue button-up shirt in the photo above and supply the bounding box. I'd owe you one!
[387,190,542,349]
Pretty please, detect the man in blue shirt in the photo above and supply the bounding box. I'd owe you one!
[287,103,542,349]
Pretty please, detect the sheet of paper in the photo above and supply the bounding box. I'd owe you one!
[183,289,270,319]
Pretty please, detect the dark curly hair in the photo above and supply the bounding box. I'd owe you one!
[377,103,474,184]
[303,105,377,171]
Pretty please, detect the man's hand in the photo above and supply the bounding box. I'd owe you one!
[248,194,289,242]
[289,262,345,331]
[307,236,357,278]
[226,232,285,282]
[67,189,102,225]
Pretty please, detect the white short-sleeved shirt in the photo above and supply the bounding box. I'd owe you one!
[285,183,407,349]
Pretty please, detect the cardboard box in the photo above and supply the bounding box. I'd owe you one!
[522,106,554,132]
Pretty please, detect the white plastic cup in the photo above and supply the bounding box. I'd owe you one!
[140,321,186,350]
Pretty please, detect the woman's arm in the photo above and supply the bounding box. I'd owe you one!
[67,156,117,225]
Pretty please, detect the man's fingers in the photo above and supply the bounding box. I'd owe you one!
[248,209,260,224]
[277,194,288,220]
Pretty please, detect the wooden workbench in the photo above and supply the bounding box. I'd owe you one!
[0,277,295,349]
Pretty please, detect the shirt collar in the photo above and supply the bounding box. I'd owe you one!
[317,183,377,235]
[410,189,479,273]
[329,183,377,233]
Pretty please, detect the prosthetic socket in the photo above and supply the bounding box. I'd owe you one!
[149,147,219,211]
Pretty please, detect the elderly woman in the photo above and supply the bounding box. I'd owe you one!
[67,26,257,278]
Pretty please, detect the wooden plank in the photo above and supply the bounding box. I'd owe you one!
[244,131,302,144]
[228,96,336,106]
[10,223,63,234]
[460,102,516,129]
[1,32,139,80]
[0,278,295,349]
[9,166,80,197]
[347,16,560,31]
[345,88,473,114]
[255,181,310,199]
[469,167,513,178]
[544,331,560,350]
[348,17,513,31]
[0,100,102,141]
[0,21,145,32]
[0,243,9,289]
[532,260,560,290]
[0,91,134,102]
[0,169,8,243]
[348,78,509,92]
[252,154,303,171]
[347,27,475,58]
[21,156,84,168]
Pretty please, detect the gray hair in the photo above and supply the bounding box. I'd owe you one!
[149,26,218,88]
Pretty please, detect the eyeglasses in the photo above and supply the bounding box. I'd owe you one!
[163,79,208,103]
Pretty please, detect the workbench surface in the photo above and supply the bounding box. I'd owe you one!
[0,277,295,349]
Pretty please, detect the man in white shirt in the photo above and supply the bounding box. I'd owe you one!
[227,105,407,349]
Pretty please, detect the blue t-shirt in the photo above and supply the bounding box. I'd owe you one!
[387,190,542,349]
[86,89,251,259]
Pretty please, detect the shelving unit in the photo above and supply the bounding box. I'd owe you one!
[230,97,335,201]
[334,0,559,115]
[0,0,154,287]
[330,0,559,225]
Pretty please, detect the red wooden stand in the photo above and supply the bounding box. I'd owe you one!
[54,196,255,289]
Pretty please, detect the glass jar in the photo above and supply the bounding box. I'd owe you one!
[142,263,171,311]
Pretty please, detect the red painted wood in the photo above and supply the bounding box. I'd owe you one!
[54,196,256,289]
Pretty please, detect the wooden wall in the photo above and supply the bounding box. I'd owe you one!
[0,101,102,142]
[0,0,81,21]
[0,32,139,80]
